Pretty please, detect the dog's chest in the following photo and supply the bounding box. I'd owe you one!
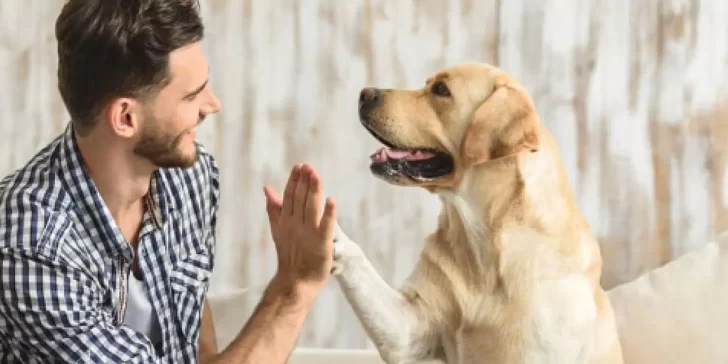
[440,275,598,363]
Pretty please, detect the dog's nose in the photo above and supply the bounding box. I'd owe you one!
[359,87,382,112]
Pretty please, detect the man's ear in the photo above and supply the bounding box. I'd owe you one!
[104,97,142,139]
[459,76,540,166]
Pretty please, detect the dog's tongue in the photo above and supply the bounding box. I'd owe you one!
[370,147,435,162]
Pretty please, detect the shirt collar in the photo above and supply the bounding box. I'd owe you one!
[56,123,170,257]
[147,169,170,229]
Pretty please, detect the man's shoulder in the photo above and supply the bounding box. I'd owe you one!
[0,136,73,254]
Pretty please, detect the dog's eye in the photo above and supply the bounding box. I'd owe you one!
[431,81,451,97]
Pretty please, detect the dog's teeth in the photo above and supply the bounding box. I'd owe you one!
[370,148,388,162]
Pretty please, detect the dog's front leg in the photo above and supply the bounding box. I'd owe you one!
[331,224,443,364]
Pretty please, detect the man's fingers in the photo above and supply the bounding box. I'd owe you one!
[293,164,311,221]
[263,185,282,224]
[282,164,301,216]
[304,168,323,226]
[318,197,337,241]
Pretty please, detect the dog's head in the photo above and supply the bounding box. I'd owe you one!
[358,63,541,189]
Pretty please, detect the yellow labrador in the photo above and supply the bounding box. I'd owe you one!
[332,63,624,364]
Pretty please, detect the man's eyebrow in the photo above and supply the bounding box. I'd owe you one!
[183,79,208,100]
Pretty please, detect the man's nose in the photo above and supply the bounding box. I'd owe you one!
[203,90,222,115]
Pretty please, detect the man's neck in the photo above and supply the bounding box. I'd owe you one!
[74,129,156,220]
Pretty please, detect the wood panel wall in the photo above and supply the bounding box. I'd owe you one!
[1,0,726,349]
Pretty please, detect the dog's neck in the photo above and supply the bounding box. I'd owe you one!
[434,139,582,273]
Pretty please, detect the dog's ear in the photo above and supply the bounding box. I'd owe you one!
[460,76,540,166]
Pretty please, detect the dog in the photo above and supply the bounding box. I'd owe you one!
[331,62,624,364]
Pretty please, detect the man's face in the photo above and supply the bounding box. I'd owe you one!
[133,42,221,168]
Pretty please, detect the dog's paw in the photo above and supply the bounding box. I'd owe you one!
[331,222,363,276]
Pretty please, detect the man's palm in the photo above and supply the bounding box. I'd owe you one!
[264,164,337,291]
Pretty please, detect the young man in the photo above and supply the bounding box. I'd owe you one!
[0,0,337,363]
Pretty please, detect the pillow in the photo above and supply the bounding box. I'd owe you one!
[607,231,728,363]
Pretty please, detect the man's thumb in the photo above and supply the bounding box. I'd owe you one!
[318,197,337,236]
[264,185,282,223]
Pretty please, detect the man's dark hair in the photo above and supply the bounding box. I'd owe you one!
[55,0,204,136]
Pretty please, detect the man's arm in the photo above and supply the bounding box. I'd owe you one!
[202,275,314,364]
[199,299,218,362]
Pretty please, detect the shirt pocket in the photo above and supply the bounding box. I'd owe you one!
[169,225,212,343]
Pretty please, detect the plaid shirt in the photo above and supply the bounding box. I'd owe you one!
[0,123,220,363]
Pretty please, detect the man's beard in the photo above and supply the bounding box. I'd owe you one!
[133,116,200,169]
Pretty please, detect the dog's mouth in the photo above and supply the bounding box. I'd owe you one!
[364,124,454,181]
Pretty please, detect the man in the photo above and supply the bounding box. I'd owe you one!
[0,0,337,363]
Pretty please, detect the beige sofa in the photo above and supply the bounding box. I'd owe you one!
[208,232,728,363]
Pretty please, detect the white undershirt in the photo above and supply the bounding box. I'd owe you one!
[123,272,162,347]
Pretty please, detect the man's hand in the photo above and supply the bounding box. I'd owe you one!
[263,163,337,303]
[204,164,338,364]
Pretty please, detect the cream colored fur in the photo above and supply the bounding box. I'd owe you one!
[332,63,624,364]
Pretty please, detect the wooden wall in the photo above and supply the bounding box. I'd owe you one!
[1,0,727,349]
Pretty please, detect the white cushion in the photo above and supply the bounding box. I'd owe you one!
[607,231,728,363]
[287,348,384,364]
